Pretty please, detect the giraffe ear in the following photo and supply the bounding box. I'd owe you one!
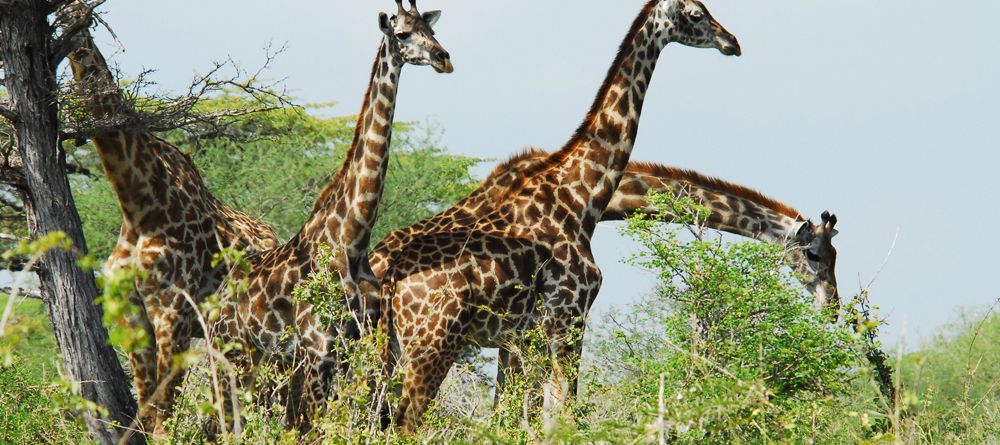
[378,12,393,35]
[795,221,813,240]
[422,10,441,27]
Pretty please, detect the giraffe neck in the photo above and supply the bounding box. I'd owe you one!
[297,39,404,258]
[67,32,169,223]
[67,31,129,123]
[537,3,673,231]
[605,164,806,243]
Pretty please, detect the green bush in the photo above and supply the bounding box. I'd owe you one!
[0,365,90,444]
[584,191,864,443]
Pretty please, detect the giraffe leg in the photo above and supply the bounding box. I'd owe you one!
[127,293,159,433]
[494,347,516,409]
[202,303,253,439]
[544,326,585,418]
[148,302,194,435]
[394,330,464,434]
[495,347,541,409]
[293,357,338,432]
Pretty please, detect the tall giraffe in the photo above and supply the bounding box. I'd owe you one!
[65,15,279,434]
[210,0,453,425]
[379,0,741,431]
[371,149,840,411]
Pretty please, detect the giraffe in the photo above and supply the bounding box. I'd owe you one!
[64,13,280,434]
[378,0,742,431]
[370,149,840,411]
[210,0,453,426]
[603,161,840,310]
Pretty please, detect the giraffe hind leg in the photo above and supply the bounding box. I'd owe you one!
[147,297,196,435]
[395,330,465,434]
[127,293,159,434]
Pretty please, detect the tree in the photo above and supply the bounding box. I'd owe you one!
[0,1,140,443]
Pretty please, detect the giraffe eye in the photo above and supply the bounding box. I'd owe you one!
[395,32,412,40]
[689,11,704,22]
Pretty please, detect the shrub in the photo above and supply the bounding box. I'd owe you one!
[587,191,865,443]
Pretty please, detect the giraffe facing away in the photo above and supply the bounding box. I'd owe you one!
[210,0,453,425]
[378,0,742,431]
[65,17,279,434]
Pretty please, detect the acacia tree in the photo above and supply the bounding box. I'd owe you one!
[0,1,141,443]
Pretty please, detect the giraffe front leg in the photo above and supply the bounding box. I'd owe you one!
[541,316,587,427]
[292,356,339,432]
[495,347,517,409]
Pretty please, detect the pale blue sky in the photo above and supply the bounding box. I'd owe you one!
[93,0,1000,346]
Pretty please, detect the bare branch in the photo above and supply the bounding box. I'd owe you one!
[61,43,298,141]
[0,286,41,300]
[0,100,16,123]
[49,0,109,68]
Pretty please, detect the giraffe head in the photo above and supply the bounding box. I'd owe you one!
[791,211,840,321]
[379,0,454,73]
[657,0,742,56]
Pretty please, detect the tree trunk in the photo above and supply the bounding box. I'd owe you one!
[0,2,142,444]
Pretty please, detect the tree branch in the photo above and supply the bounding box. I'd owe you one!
[0,101,16,123]
[49,0,107,68]
[0,286,42,300]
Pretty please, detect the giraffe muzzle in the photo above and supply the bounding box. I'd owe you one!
[718,37,742,56]
[434,57,454,74]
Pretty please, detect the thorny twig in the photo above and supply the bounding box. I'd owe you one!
[848,228,901,419]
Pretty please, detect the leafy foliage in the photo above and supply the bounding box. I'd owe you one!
[71,94,481,260]
[586,191,862,442]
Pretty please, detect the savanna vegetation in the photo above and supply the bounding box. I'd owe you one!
[1,151,997,442]
[0,3,995,443]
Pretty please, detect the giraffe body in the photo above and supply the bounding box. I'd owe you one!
[378,0,742,431]
[66,27,279,434]
[210,1,453,427]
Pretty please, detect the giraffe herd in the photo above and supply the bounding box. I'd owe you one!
[64,0,840,436]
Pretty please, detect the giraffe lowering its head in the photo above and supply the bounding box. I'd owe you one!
[210,0,452,430]
[790,211,840,314]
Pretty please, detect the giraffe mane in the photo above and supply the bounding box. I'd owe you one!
[532,1,661,175]
[628,161,806,221]
[488,147,549,176]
